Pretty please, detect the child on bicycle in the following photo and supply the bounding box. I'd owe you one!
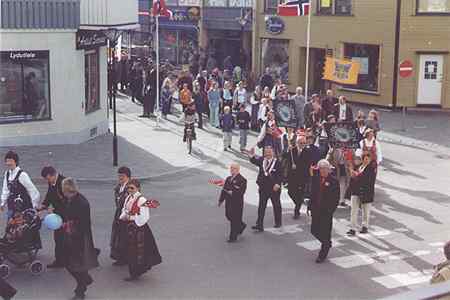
[183,100,197,143]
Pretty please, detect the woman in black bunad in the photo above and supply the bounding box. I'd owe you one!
[119,179,162,281]
[110,166,131,266]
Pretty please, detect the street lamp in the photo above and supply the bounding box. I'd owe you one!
[237,8,252,71]
[104,28,122,167]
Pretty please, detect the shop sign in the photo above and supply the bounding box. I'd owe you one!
[76,30,108,50]
[265,16,285,35]
[5,50,49,60]
[179,0,201,6]
[170,6,201,22]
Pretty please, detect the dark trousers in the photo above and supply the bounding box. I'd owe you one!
[197,111,203,129]
[54,228,64,264]
[288,184,305,216]
[228,217,245,240]
[67,269,93,296]
[319,240,332,259]
[143,92,156,115]
[257,189,282,227]
[0,278,17,299]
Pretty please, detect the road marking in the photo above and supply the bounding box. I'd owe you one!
[372,270,433,289]
[296,239,343,251]
[265,225,303,235]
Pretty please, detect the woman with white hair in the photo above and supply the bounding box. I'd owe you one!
[309,160,340,263]
[61,177,99,300]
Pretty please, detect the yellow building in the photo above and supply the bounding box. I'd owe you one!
[252,0,450,108]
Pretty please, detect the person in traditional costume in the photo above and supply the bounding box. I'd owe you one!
[248,146,283,231]
[61,178,99,300]
[110,166,131,266]
[310,160,340,263]
[119,179,162,281]
[218,163,247,242]
[41,166,66,268]
[360,128,382,166]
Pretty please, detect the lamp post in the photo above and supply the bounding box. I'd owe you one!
[238,8,251,71]
[104,28,122,167]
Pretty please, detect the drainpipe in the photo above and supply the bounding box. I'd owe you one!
[392,0,402,109]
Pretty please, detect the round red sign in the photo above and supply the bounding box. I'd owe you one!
[399,60,414,78]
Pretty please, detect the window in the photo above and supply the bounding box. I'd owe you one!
[417,0,450,13]
[264,0,280,14]
[85,50,100,114]
[229,0,253,7]
[318,0,352,15]
[261,38,289,83]
[0,51,51,123]
[343,43,380,92]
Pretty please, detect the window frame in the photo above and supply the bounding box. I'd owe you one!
[0,50,52,124]
[84,49,101,115]
[264,0,280,15]
[341,42,381,93]
[415,0,450,15]
[316,0,353,16]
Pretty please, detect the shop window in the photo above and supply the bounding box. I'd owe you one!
[85,50,100,114]
[343,43,380,92]
[318,0,352,15]
[0,51,51,124]
[417,0,450,13]
[261,38,289,83]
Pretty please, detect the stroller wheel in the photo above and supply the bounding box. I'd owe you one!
[0,263,10,279]
[29,260,44,275]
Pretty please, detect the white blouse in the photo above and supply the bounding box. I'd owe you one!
[119,192,150,227]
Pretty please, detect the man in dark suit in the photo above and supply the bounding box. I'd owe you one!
[333,95,354,122]
[41,166,66,268]
[248,146,283,231]
[218,163,247,242]
[284,136,311,219]
[310,160,340,263]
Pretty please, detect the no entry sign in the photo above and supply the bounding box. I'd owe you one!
[399,60,414,78]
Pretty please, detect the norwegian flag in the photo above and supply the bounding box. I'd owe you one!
[152,0,173,18]
[208,179,225,187]
[278,0,310,16]
[143,199,160,209]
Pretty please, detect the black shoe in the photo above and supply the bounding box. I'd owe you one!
[251,225,264,232]
[360,226,368,234]
[315,256,326,264]
[124,276,139,282]
[346,229,356,236]
[112,261,127,266]
[71,294,85,300]
[227,238,237,243]
[239,223,247,235]
[138,114,150,118]
[47,261,64,269]
[274,224,282,228]
[339,202,348,207]
[85,276,93,287]
[293,213,300,220]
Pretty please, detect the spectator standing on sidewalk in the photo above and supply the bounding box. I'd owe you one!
[192,81,204,129]
[233,81,247,111]
[161,79,172,119]
[222,81,234,113]
[221,106,235,151]
[291,87,306,129]
[208,81,221,128]
[236,104,251,152]
[250,85,262,131]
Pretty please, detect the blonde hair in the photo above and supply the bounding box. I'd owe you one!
[62,177,79,195]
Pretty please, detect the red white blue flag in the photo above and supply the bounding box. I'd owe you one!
[278,0,310,16]
[152,0,173,18]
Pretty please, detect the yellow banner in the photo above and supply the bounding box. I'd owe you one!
[323,57,360,85]
[321,0,331,8]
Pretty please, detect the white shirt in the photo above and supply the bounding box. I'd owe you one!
[1,167,40,208]
[339,104,347,120]
[120,192,150,227]
[360,138,383,164]
[258,104,269,121]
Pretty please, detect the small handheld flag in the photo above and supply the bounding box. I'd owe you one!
[208,179,225,187]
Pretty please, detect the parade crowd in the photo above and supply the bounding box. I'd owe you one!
[1,58,449,300]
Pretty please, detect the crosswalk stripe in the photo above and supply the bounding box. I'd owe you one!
[372,270,433,289]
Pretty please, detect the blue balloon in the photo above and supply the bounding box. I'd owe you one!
[43,213,63,230]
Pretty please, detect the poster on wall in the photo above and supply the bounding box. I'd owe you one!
[323,56,360,85]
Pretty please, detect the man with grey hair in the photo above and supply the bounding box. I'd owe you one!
[62,177,99,299]
[218,163,247,242]
[309,159,340,263]
[291,86,305,128]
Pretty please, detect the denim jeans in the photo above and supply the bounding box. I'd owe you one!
[239,129,248,149]
[209,105,219,127]
[223,132,232,148]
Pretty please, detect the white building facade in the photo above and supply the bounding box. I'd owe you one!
[0,0,138,146]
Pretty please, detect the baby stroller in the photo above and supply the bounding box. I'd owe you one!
[0,206,44,279]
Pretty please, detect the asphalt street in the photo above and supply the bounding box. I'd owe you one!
[3,98,450,300]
